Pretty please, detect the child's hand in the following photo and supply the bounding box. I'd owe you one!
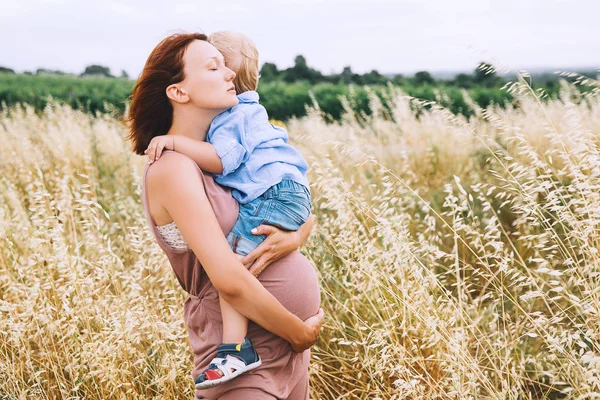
[144,135,175,164]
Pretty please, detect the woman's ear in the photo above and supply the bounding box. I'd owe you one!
[166,84,190,104]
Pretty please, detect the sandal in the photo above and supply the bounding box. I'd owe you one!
[195,337,262,390]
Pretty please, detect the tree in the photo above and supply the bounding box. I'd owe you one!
[362,69,387,85]
[454,73,474,88]
[0,66,15,74]
[340,66,354,84]
[324,73,341,84]
[294,55,307,70]
[36,68,67,75]
[413,71,435,85]
[392,74,405,85]
[337,66,365,85]
[474,62,500,87]
[120,69,129,79]
[259,62,279,81]
[282,55,323,83]
[81,65,113,77]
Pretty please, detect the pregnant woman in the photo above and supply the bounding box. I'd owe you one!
[127,33,324,399]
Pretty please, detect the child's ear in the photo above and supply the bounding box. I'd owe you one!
[166,84,190,104]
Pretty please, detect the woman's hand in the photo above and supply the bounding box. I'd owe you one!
[243,214,315,277]
[291,308,325,353]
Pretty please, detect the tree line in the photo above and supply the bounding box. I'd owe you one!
[2,56,594,90]
[0,65,129,79]
[0,58,518,88]
[259,56,504,88]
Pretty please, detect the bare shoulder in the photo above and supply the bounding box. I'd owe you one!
[146,151,199,189]
[145,151,204,225]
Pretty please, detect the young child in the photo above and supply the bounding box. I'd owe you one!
[144,31,312,389]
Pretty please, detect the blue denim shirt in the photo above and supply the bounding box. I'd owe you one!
[207,91,310,204]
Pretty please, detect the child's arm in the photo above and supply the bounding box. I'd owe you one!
[145,135,223,174]
[145,111,257,177]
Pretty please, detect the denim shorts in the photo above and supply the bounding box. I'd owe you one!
[225,179,312,256]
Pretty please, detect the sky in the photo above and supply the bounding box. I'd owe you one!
[1,0,598,78]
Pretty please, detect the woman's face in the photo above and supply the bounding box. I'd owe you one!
[179,40,238,111]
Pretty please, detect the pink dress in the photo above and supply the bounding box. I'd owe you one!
[141,151,321,399]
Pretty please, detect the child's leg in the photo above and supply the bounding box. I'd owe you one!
[198,254,248,377]
[206,254,249,380]
[196,204,266,388]
[220,254,248,344]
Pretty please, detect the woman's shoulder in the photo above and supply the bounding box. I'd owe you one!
[145,150,226,195]
[144,151,202,226]
[146,150,198,185]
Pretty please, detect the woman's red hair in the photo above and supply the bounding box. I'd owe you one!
[126,33,207,155]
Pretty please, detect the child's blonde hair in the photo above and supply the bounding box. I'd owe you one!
[208,31,259,95]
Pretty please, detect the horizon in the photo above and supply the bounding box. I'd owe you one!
[3,61,598,80]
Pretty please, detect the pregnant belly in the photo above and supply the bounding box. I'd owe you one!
[255,250,321,321]
[186,249,321,354]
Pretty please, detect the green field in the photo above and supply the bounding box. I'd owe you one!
[0,72,572,122]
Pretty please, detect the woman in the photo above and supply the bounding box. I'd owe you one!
[127,33,324,399]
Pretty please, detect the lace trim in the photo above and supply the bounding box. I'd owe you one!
[156,221,188,249]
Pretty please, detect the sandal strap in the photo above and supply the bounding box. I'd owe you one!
[205,356,249,379]
[218,356,248,370]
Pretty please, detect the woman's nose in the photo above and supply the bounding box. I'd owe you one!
[226,68,236,81]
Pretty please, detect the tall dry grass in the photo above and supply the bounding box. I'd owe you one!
[1,75,600,399]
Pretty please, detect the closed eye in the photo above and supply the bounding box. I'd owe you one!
[207,56,225,71]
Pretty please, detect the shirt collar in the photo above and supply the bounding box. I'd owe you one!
[237,90,259,104]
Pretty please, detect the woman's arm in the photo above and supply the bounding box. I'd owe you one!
[147,153,323,351]
[242,214,315,276]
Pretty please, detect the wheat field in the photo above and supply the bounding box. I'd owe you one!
[1,75,600,399]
